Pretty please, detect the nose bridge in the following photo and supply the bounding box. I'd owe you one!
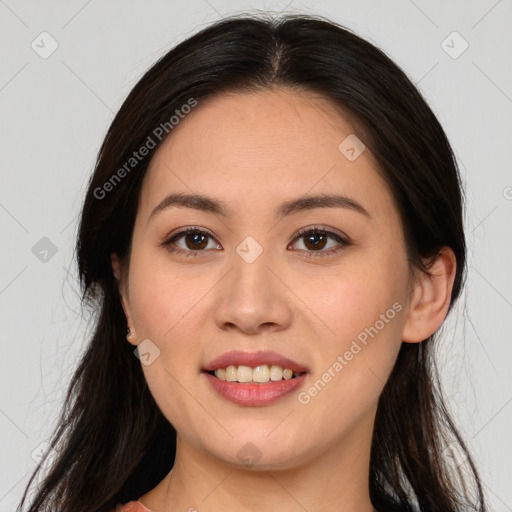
[229,235,275,306]
[213,235,292,333]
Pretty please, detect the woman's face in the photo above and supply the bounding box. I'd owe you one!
[116,88,416,470]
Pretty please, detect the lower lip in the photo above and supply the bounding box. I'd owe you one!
[202,372,307,406]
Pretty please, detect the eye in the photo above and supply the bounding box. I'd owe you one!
[162,225,351,258]
[162,227,221,257]
[289,226,351,257]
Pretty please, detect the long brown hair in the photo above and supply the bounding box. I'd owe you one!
[18,13,487,512]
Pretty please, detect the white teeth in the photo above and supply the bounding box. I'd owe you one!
[269,365,283,381]
[213,364,302,383]
[225,365,237,382]
[237,365,253,382]
[253,365,270,383]
[282,368,293,380]
[215,367,226,380]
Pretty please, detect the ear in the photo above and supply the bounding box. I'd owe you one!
[111,253,136,346]
[401,247,457,343]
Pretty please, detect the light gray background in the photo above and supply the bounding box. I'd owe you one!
[1,1,511,511]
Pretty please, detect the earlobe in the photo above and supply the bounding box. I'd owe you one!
[401,247,457,343]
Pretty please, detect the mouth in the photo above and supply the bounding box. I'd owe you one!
[203,350,309,376]
[203,365,308,384]
[201,367,308,406]
[201,350,309,405]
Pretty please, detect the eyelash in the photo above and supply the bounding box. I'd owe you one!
[161,225,351,259]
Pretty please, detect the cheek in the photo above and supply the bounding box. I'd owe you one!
[126,249,212,412]
[297,252,407,406]
[298,287,404,438]
[127,245,207,341]
[301,253,406,350]
[127,255,214,431]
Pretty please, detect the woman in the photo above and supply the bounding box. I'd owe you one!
[18,13,488,512]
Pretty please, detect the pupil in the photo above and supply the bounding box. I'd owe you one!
[306,234,326,250]
[186,233,207,250]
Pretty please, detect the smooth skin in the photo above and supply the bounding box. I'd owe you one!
[112,88,456,512]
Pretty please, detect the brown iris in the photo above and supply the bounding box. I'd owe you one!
[184,233,209,250]
[303,232,328,251]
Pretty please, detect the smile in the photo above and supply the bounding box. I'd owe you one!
[208,364,306,384]
[202,367,308,406]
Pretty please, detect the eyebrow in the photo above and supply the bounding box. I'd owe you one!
[149,192,371,220]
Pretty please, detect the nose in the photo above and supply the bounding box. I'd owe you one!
[213,245,293,335]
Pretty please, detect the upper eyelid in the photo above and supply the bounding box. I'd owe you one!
[293,225,348,240]
[166,226,217,242]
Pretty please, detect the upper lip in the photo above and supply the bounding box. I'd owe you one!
[203,350,309,373]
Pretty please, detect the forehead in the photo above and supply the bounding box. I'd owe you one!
[140,88,397,223]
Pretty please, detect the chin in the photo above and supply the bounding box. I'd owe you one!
[205,431,310,470]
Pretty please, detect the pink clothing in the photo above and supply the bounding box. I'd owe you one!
[115,501,151,512]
